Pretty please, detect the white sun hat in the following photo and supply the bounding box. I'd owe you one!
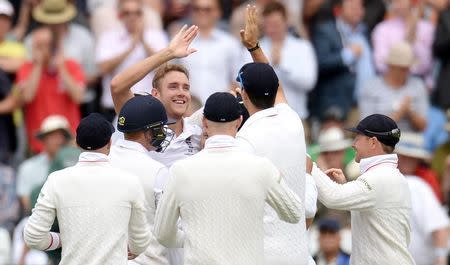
[318,127,352,153]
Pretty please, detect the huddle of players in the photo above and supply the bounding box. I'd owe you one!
[24,5,415,265]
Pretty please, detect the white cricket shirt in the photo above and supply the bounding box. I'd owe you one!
[236,103,308,265]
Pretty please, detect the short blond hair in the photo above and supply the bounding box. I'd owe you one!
[152,64,190,90]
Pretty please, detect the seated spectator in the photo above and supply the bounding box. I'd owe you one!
[359,42,428,132]
[0,0,26,73]
[308,127,357,180]
[24,0,97,86]
[372,0,435,87]
[424,106,448,152]
[96,0,168,121]
[310,0,373,122]
[16,115,72,213]
[89,0,163,38]
[313,218,350,265]
[396,132,444,203]
[0,164,20,236]
[178,0,240,103]
[241,2,317,119]
[400,157,450,265]
[17,27,85,153]
[432,2,450,112]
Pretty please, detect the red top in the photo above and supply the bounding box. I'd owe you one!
[16,60,85,153]
[415,166,444,203]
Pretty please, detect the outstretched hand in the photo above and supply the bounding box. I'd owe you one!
[168,24,199,59]
[240,5,259,49]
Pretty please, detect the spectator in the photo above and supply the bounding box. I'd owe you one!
[16,115,72,213]
[0,0,26,73]
[244,1,317,119]
[372,0,435,87]
[96,0,168,121]
[0,164,20,236]
[310,0,373,122]
[17,27,85,153]
[89,0,163,38]
[178,0,240,103]
[399,150,450,265]
[359,42,428,132]
[432,115,450,202]
[312,127,357,180]
[24,0,97,86]
[313,218,350,265]
[396,132,444,203]
[432,1,450,112]
[424,106,448,152]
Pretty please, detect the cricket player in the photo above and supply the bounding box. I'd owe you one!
[24,113,151,265]
[236,6,308,265]
[110,25,202,167]
[310,114,415,264]
[109,95,174,265]
[154,92,302,265]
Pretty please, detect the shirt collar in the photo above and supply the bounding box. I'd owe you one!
[239,107,278,131]
[175,118,201,141]
[360,154,398,174]
[78,152,109,162]
[336,18,365,34]
[115,138,148,153]
[204,135,238,149]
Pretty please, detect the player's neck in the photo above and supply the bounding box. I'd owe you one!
[169,118,184,137]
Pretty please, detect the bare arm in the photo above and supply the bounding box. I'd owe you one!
[57,59,85,104]
[0,57,26,73]
[110,25,198,114]
[19,63,42,103]
[239,5,287,104]
[0,92,22,114]
[11,1,32,41]
[432,228,449,265]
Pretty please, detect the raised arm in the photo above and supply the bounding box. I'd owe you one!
[239,5,287,105]
[110,25,198,114]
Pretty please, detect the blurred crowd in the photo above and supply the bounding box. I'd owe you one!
[0,0,450,264]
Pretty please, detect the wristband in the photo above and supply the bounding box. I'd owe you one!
[247,43,260,52]
[45,232,61,251]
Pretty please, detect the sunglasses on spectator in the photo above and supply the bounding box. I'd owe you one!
[192,5,214,13]
[121,10,142,17]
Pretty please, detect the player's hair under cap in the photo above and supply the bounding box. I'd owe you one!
[76,113,115,150]
[204,92,242,122]
[236,62,279,97]
[346,114,401,147]
[117,95,172,133]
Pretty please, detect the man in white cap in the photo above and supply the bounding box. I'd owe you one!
[24,113,152,264]
[359,41,428,132]
[154,92,302,265]
[16,115,72,213]
[396,132,449,265]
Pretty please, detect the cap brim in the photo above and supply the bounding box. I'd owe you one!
[36,128,72,140]
[345,127,364,134]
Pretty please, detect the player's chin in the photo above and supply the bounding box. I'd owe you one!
[169,105,188,118]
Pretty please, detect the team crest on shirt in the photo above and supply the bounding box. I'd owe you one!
[118,116,126,126]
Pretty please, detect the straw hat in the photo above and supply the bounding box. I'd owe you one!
[385,42,416,68]
[395,132,431,160]
[36,115,72,140]
[318,127,352,152]
[32,0,77,25]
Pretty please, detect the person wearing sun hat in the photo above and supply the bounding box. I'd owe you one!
[16,115,72,213]
[396,132,450,265]
[24,0,97,88]
[359,41,428,133]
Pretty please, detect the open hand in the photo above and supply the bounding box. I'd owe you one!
[240,5,259,49]
[324,168,347,184]
[168,24,198,59]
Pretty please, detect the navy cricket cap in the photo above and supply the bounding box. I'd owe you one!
[117,95,170,133]
[236,62,279,97]
[318,218,341,232]
[347,114,401,147]
[204,92,242,122]
[76,113,115,150]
